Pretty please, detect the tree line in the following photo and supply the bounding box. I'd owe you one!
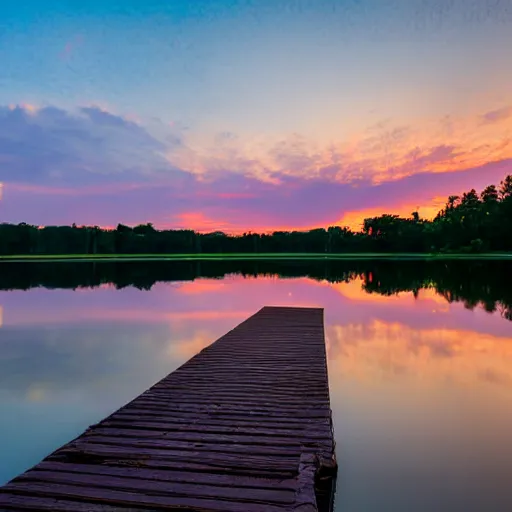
[1,260,511,321]
[1,174,511,255]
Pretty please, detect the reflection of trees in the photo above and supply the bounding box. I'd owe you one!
[360,261,512,322]
[0,260,365,291]
[1,260,512,321]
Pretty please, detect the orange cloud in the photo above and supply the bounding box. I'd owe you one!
[165,210,327,235]
[167,102,512,189]
[4,101,512,235]
[171,212,231,233]
[338,196,447,230]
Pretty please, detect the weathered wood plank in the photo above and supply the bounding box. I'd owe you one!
[1,482,292,512]
[110,408,331,425]
[48,452,298,479]
[90,425,333,445]
[0,494,147,512]
[119,402,332,418]
[34,461,299,490]
[13,471,296,505]
[70,436,334,462]
[101,418,333,438]
[59,443,300,470]
[0,306,337,512]
[133,397,332,410]
[107,412,331,430]
[150,385,329,395]
[71,435,314,457]
[140,390,331,403]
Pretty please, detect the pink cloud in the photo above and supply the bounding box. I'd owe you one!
[2,157,511,233]
[1,102,512,232]
[480,106,512,125]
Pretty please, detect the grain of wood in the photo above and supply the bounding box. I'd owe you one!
[0,306,337,511]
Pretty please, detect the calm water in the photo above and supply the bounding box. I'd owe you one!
[1,260,512,511]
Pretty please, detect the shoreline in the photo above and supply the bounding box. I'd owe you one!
[1,252,512,262]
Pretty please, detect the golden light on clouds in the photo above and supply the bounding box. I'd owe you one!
[172,212,231,233]
[166,103,512,189]
[22,104,38,114]
[8,103,39,114]
[337,196,447,230]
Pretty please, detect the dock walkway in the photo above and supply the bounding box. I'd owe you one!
[0,306,337,511]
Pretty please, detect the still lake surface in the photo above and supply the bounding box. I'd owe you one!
[0,260,511,511]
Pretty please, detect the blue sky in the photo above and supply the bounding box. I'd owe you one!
[1,0,511,230]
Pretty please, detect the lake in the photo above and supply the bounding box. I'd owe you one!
[1,260,511,511]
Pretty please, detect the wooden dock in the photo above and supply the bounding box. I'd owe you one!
[0,306,337,511]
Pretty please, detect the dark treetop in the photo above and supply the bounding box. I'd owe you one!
[1,174,512,255]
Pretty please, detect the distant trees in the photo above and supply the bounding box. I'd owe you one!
[1,173,512,255]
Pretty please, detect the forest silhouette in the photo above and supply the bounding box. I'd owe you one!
[1,174,511,255]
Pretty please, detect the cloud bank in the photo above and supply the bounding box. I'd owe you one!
[0,103,511,232]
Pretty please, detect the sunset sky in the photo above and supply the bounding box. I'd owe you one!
[1,0,512,232]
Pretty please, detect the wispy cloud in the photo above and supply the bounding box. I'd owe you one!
[1,102,512,231]
[165,107,512,188]
[480,106,512,125]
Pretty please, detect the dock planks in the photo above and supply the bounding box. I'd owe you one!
[0,306,337,511]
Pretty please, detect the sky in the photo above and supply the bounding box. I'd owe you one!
[1,0,512,232]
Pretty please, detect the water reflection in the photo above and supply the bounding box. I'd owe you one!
[0,261,511,511]
[1,259,512,322]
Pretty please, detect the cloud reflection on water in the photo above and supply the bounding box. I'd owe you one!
[0,273,511,510]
